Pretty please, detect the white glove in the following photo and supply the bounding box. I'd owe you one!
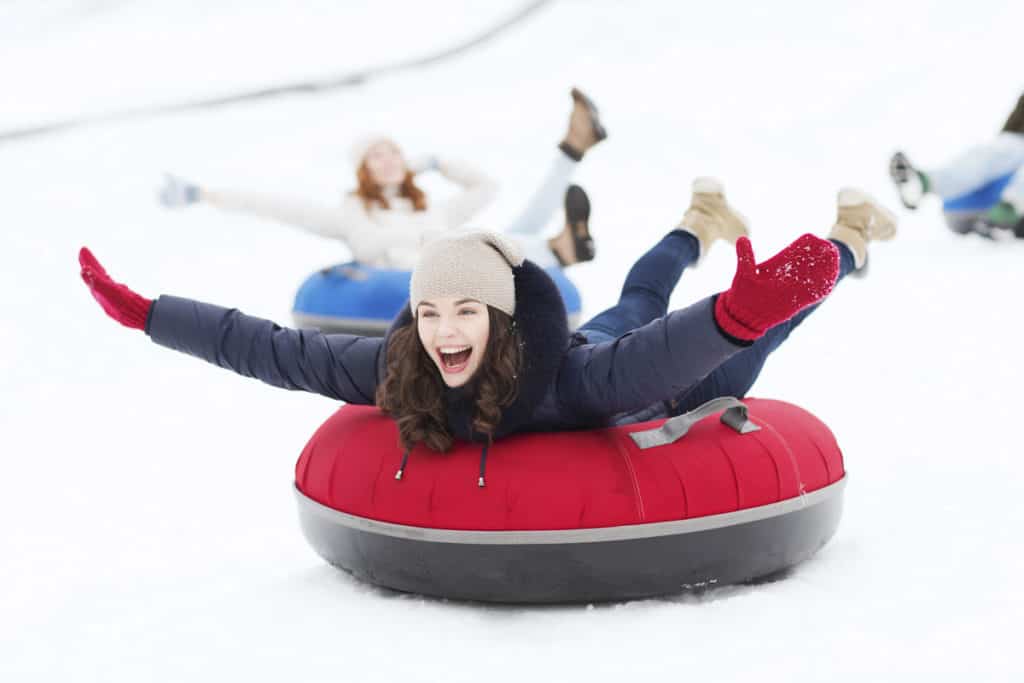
[158,173,201,208]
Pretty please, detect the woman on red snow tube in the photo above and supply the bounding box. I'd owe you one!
[79,178,897,603]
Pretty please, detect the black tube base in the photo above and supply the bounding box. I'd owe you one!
[296,485,844,604]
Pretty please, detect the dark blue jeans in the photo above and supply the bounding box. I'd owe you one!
[579,230,702,341]
[577,231,857,416]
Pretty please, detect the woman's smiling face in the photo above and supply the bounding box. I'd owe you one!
[363,140,407,186]
[416,297,491,388]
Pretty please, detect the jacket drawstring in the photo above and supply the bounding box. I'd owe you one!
[394,445,490,488]
[478,443,490,488]
[394,449,411,480]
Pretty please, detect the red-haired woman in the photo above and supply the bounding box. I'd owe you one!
[159,89,606,269]
[82,180,895,480]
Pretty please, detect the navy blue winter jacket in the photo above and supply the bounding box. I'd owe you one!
[146,260,743,441]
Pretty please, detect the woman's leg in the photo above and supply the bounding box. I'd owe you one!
[927,132,1024,199]
[507,180,589,268]
[503,89,606,267]
[578,178,749,344]
[576,231,700,344]
[503,153,577,237]
[667,188,896,414]
[504,86,607,237]
[669,240,857,414]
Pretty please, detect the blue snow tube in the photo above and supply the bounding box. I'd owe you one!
[942,172,1015,235]
[292,262,583,335]
[943,172,1014,212]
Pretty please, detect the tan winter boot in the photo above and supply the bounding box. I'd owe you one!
[548,184,595,267]
[828,188,898,271]
[558,88,607,161]
[677,177,749,259]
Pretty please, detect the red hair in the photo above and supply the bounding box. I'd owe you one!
[352,162,427,212]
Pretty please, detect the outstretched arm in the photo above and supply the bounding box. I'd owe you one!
[201,187,362,240]
[159,173,380,245]
[78,248,382,404]
[559,297,744,419]
[560,235,839,419]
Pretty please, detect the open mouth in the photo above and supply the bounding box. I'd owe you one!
[437,345,473,374]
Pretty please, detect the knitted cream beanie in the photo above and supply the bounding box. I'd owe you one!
[410,231,524,317]
[349,134,397,165]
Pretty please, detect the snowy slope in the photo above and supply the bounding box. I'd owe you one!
[2,1,1023,680]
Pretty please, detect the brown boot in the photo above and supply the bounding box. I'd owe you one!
[828,188,897,271]
[1002,93,1024,133]
[558,88,607,161]
[548,185,595,267]
[677,177,749,259]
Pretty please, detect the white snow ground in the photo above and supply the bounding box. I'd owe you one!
[2,1,1023,680]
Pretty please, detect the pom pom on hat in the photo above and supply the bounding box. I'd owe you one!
[410,231,524,317]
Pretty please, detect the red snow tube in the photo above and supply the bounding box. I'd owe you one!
[294,397,846,603]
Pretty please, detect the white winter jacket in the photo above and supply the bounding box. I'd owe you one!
[204,159,497,270]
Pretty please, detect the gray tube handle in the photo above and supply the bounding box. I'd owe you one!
[629,397,761,450]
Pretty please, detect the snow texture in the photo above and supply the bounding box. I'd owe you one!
[1,1,1023,680]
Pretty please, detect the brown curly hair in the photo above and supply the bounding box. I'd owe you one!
[375,307,522,452]
[353,161,428,212]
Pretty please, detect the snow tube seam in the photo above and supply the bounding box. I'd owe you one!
[753,415,807,498]
[613,429,645,522]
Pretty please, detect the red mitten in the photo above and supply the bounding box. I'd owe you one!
[79,247,153,330]
[714,235,839,342]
